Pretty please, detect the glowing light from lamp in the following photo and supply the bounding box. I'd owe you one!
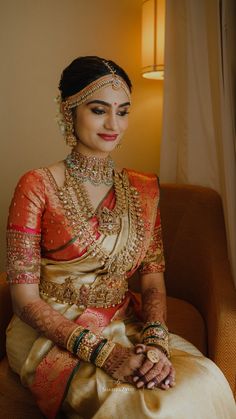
[142,0,166,80]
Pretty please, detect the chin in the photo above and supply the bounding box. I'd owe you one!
[96,142,119,155]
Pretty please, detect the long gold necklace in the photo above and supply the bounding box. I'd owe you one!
[65,169,127,235]
[46,168,145,277]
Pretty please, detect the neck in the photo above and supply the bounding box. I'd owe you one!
[64,150,115,186]
[73,145,109,160]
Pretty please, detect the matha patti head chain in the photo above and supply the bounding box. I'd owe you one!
[55,60,131,147]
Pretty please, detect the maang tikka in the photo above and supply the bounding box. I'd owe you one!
[56,60,131,147]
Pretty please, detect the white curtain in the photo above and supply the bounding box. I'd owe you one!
[160,0,236,286]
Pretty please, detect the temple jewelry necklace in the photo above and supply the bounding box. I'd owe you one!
[65,150,115,186]
[64,169,127,235]
[51,168,145,271]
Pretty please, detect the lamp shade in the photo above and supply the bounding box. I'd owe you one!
[141,0,166,80]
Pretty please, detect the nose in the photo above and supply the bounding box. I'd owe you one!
[104,110,118,131]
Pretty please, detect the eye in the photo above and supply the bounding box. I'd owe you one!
[117,110,130,117]
[91,107,106,115]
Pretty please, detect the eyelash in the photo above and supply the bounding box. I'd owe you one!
[91,108,129,117]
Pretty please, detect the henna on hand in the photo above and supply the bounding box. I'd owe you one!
[134,344,175,390]
[142,287,167,323]
[102,343,145,384]
[19,299,78,348]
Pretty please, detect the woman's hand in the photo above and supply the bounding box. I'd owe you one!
[102,343,146,384]
[133,344,176,390]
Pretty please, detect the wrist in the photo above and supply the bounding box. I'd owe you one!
[141,321,170,359]
[101,343,131,376]
[66,326,115,367]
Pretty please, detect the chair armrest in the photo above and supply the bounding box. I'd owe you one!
[0,273,12,359]
[160,184,236,396]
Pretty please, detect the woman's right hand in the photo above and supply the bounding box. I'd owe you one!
[102,343,146,384]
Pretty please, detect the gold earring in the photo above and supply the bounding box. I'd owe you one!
[61,101,78,147]
[66,134,77,147]
[116,140,123,149]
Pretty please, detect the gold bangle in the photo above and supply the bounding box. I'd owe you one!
[143,321,168,330]
[94,341,116,368]
[77,331,100,362]
[66,326,84,353]
[142,327,168,340]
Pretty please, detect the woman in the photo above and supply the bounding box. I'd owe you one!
[6,56,235,419]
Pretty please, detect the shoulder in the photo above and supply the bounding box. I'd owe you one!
[45,161,65,188]
[9,168,47,212]
[16,161,65,189]
[15,168,45,190]
[125,168,159,187]
[125,168,160,200]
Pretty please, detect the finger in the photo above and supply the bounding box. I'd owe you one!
[133,359,153,385]
[157,364,176,390]
[160,382,170,390]
[168,365,176,387]
[143,360,165,383]
[146,362,167,389]
[154,364,171,386]
[136,360,167,388]
[135,343,146,354]
[147,376,159,389]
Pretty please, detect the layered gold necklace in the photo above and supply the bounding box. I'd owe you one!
[64,151,127,236]
[53,168,145,277]
[65,170,126,235]
[44,151,145,278]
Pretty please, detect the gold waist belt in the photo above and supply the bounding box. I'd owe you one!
[39,274,128,308]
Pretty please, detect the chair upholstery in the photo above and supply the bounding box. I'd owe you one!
[0,184,235,418]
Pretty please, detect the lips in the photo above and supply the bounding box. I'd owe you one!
[98,134,118,141]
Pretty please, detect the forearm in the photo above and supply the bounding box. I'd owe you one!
[19,298,117,367]
[140,273,170,358]
[10,283,78,348]
[141,272,167,324]
[19,298,78,348]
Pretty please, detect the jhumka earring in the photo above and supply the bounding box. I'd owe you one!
[55,96,78,147]
[61,101,78,147]
[116,140,123,149]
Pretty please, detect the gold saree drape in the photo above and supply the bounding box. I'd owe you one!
[6,167,236,418]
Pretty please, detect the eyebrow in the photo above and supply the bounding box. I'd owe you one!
[86,100,131,107]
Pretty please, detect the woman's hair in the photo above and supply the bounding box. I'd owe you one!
[59,56,132,100]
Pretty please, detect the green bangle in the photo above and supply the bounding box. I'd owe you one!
[73,329,89,355]
[144,334,167,340]
[142,322,168,334]
[90,339,108,364]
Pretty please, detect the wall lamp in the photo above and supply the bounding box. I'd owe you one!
[141,0,166,80]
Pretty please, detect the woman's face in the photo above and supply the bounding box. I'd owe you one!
[73,84,130,157]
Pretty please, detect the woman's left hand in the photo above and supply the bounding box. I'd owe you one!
[132,344,176,390]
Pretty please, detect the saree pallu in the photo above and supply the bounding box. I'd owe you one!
[6,167,236,418]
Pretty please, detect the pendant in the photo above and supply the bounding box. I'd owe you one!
[98,209,121,235]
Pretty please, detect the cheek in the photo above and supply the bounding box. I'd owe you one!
[120,118,129,132]
[75,113,97,133]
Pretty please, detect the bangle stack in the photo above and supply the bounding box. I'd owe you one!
[141,321,170,359]
[66,326,115,367]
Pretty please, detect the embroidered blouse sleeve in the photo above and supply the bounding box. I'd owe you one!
[6,170,45,284]
[138,183,165,275]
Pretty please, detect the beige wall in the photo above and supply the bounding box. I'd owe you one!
[0,0,163,271]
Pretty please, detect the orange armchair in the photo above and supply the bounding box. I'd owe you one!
[0,184,235,418]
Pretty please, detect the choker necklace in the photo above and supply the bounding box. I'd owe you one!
[64,150,115,186]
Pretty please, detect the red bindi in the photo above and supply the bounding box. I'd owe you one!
[114,102,118,106]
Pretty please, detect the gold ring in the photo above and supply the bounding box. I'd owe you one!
[146,349,160,363]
